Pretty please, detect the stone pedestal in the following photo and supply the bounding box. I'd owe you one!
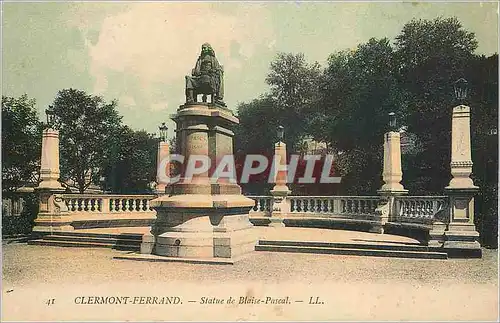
[142,104,256,262]
[38,129,64,190]
[379,131,408,194]
[442,188,481,253]
[33,129,73,234]
[442,105,480,255]
[374,131,407,234]
[446,105,478,190]
[155,141,170,194]
[269,141,291,227]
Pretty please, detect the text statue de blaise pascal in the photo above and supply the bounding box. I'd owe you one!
[185,43,226,107]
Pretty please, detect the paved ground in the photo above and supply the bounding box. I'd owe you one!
[2,231,498,321]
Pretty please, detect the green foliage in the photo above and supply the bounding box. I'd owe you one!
[102,126,157,194]
[49,89,123,193]
[235,17,498,245]
[2,193,39,236]
[395,17,478,193]
[314,38,406,194]
[1,95,42,195]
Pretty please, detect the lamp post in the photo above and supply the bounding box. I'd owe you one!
[156,122,170,195]
[388,112,397,132]
[159,122,168,142]
[45,107,55,128]
[454,78,468,103]
[277,125,284,146]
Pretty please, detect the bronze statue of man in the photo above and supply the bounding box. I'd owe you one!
[185,43,225,106]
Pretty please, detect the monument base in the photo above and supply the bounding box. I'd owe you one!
[32,214,74,234]
[143,194,257,262]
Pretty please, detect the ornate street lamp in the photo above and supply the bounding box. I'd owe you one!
[453,78,468,103]
[45,107,55,127]
[277,125,284,143]
[388,112,397,132]
[159,122,168,142]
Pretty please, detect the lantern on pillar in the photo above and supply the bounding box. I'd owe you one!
[277,125,284,143]
[45,107,55,128]
[388,112,397,132]
[453,78,468,103]
[159,122,168,142]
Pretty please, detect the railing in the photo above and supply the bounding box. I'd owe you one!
[393,196,447,224]
[62,194,156,214]
[248,196,273,216]
[289,196,379,218]
[59,194,447,226]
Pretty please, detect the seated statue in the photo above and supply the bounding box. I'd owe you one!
[185,43,226,107]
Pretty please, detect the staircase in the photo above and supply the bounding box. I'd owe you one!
[28,231,143,251]
[255,240,448,259]
[29,234,448,259]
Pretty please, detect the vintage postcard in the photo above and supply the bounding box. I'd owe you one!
[2,1,499,321]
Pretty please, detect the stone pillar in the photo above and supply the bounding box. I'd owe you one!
[443,105,481,255]
[33,128,72,234]
[374,131,408,234]
[379,131,408,194]
[143,104,256,262]
[269,141,291,227]
[155,141,170,195]
[38,129,63,190]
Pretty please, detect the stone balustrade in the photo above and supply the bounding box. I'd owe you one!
[56,193,448,229]
[289,196,379,218]
[62,194,156,214]
[393,196,447,224]
[248,196,273,216]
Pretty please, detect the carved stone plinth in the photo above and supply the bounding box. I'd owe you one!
[143,104,256,262]
[33,128,72,234]
[32,189,73,234]
[442,188,481,255]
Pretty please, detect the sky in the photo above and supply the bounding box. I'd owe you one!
[2,1,498,138]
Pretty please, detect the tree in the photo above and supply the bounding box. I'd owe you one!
[1,95,42,195]
[265,52,322,151]
[394,17,478,193]
[312,38,406,194]
[467,54,498,247]
[49,89,122,193]
[102,126,157,194]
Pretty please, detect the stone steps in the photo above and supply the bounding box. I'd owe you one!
[28,239,139,251]
[28,233,449,259]
[28,231,142,250]
[255,240,448,259]
[258,239,436,252]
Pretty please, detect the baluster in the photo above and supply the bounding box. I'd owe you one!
[96,198,102,212]
[297,199,302,212]
[255,199,261,212]
[315,199,321,213]
[138,199,144,212]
